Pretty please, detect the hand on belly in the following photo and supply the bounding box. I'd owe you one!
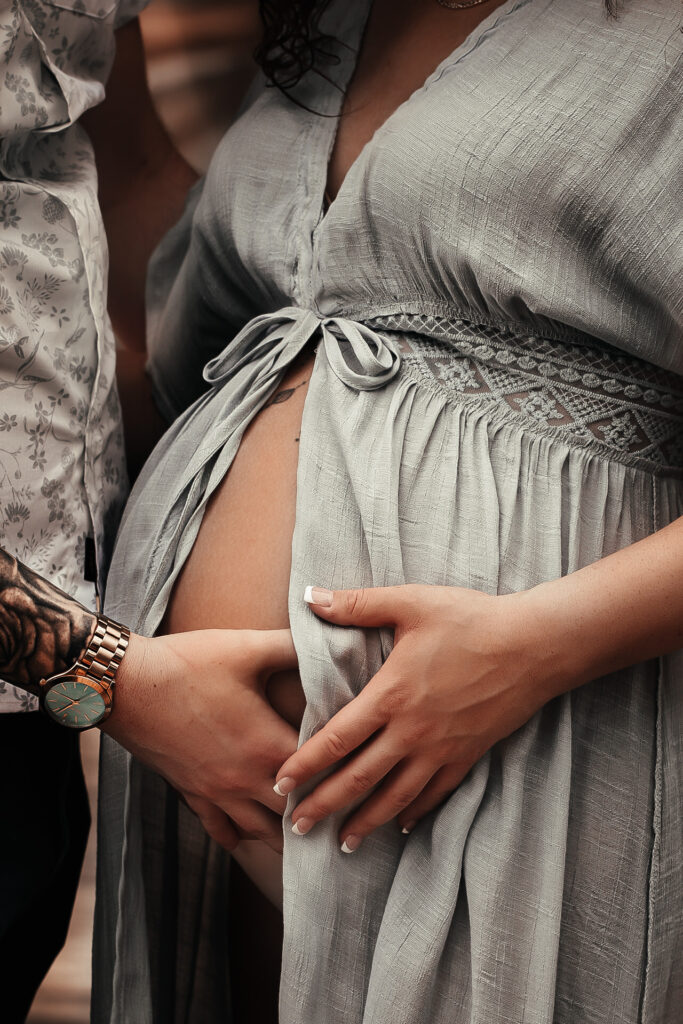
[104,625,300,854]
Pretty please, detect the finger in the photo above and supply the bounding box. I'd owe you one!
[253,701,300,776]
[223,798,285,854]
[183,794,240,852]
[248,628,298,674]
[289,739,403,832]
[255,771,292,814]
[274,682,387,791]
[397,761,473,834]
[303,584,423,628]
[338,759,434,852]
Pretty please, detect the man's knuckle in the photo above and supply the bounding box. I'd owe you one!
[406,720,430,744]
[385,685,410,715]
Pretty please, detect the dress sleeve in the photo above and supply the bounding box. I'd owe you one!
[145,175,259,423]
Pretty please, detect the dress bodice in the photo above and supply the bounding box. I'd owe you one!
[146,0,683,421]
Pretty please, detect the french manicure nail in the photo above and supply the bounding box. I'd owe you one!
[273,777,296,797]
[291,817,314,836]
[401,821,416,835]
[341,834,362,854]
[304,585,333,607]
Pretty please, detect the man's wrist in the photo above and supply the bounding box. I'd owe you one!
[99,631,149,739]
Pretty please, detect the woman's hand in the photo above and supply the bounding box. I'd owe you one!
[276,584,562,851]
[103,628,299,853]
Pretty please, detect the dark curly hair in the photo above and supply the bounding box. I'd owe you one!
[255,0,619,95]
[255,0,336,93]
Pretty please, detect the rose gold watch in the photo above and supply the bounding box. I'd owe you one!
[39,615,130,730]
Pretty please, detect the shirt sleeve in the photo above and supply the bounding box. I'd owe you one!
[0,2,149,141]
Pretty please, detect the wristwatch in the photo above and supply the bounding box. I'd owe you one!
[39,615,130,730]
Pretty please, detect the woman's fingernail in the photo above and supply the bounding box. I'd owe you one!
[341,834,362,854]
[273,777,296,797]
[291,817,314,836]
[401,821,416,835]
[304,585,333,607]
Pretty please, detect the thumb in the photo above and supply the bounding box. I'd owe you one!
[249,628,298,673]
[303,585,413,627]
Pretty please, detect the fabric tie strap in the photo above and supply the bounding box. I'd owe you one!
[203,307,401,392]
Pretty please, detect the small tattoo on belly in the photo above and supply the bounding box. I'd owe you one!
[266,378,308,408]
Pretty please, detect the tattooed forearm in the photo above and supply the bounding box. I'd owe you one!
[0,548,97,695]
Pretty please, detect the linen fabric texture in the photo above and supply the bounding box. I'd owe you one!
[94,1,683,1021]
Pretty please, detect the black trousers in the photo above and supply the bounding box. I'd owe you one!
[0,712,90,1023]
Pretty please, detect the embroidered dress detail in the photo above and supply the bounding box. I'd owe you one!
[368,315,683,473]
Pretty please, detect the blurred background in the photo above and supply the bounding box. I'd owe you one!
[27,2,260,1019]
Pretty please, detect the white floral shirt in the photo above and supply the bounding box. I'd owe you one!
[0,0,146,711]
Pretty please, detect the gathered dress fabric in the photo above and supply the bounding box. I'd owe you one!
[93,1,683,1021]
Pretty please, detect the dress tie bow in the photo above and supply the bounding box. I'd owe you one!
[203,307,401,392]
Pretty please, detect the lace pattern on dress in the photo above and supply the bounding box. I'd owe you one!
[368,313,683,475]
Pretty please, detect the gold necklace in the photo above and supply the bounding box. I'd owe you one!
[435,0,492,9]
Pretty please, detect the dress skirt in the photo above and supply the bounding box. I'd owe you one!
[93,309,683,1024]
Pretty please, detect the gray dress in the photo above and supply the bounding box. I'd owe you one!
[93,1,683,1021]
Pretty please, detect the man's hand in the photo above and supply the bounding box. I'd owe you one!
[103,628,299,853]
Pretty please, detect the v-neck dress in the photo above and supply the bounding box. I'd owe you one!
[94,1,683,1021]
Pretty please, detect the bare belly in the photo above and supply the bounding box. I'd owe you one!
[161,351,316,906]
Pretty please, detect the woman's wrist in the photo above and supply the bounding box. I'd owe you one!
[514,515,683,700]
[513,580,601,701]
[486,587,578,708]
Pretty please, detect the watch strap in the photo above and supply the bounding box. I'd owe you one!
[78,616,130,692]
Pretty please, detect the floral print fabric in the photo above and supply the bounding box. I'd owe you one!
[0,0,146,710]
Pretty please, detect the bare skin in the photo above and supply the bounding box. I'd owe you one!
[326,0,507,200]
[161,352,313,732]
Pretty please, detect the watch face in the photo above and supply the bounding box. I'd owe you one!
[44,678,107,729]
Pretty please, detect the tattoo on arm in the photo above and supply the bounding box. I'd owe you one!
[0,548,97,695]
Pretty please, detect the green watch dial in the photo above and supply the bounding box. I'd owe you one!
[44,678,107,729]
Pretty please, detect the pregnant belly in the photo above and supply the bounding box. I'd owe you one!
[161,351,315,729]
[160,352,316,910]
